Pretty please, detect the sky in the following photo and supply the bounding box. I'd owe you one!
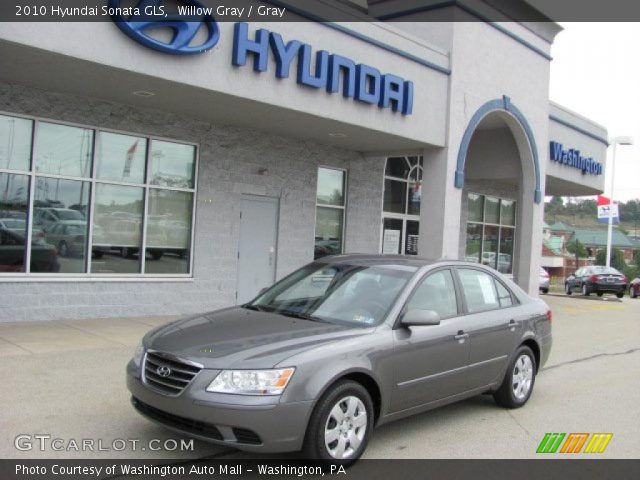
[549,22,640,202]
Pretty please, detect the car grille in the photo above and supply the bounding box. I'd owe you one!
[143,351,202,396]
[132,397,223,441]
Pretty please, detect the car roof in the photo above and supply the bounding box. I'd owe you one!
[316,253,495,270]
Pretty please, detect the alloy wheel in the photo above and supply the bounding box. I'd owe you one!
[324,396,367,459]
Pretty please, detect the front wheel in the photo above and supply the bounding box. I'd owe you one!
[303,381,374,464]
[493,346,536,409]
[616,292,624,299]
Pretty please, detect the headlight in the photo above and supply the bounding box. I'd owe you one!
[206,368,295,395]
[132,342,144,368]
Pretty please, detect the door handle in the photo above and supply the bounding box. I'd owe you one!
[508,319,516,331]
[454,330,469,341]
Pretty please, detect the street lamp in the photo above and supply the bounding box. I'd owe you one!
[605,136,634,268]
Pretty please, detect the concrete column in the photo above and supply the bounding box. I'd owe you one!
[418,147,463,260]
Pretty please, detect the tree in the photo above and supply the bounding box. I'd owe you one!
[566,238,588,270]
[595,248,626,272]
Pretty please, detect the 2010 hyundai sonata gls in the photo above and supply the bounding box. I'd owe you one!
[127,255,552,462]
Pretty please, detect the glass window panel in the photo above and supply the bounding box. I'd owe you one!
[383,179,406,214]
[464,223,482,263]
[97,132,147,184]
[499,227,515,274]
[32,177,89,273]
[382,218,402,254]
[481,225,499,270]
[150,140,195,188]
[407,178,422,215]
[458,268,500,313]
[35,122,93,178]
[500,199,516,226]
[0,115,32,171]
[316,168,345,206]
[144,189,192,274]
[385,157,410,178]
[484,196,500,224]
[91,184,144,274]
[0,173,30,273]
[495,280,514,307]
[405,220,419,255]
[407,269,457,318]
[467,193,484,222]
[314,207,343,260]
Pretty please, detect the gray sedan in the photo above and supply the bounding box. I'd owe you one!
[127,255,552,463]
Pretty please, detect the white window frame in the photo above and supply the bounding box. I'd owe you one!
[0,110,199,282]
[314,166,348,257]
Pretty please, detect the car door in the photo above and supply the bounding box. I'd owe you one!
[455,267,521,389]
[391,268,470,413]
[571,268,585,291]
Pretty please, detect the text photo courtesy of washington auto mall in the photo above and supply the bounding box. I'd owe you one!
[0,1,639,479]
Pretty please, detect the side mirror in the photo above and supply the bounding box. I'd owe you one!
[258,287,268,295]
[401,309,441,327]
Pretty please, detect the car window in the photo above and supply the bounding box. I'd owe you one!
[494,280,514,307]
[457,268,500,313]
[575,268,583,276]
[406,269,458,318]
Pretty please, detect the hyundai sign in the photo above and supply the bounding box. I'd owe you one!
[109,0,414,115]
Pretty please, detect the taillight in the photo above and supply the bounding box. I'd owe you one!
[546,309,552,323]
[621,276,628,283]
[590,275,600,282]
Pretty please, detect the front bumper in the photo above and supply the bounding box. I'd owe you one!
[126,360,313,453]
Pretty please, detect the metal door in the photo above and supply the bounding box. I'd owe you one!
[236,195,279,304]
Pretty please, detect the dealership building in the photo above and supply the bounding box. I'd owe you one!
[0,1,608,321]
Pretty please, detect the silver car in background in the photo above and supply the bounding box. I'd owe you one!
[539,267,550,294]
[127,255,552,463]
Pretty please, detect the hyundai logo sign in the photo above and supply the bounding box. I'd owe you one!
[156,365,172,377]
[109,0,219,55]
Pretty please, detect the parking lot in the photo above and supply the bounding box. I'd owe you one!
[1,294,638,459]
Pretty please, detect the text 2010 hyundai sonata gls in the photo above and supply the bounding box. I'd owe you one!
[127,255,552,462]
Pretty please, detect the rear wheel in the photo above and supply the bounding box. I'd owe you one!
[493,346,536,409]
[597,292,603,297]
[541,288,549,294]
[565,283,572,295]
[303,381,374,464]
[581,284,590,296]
[616,292,624,299]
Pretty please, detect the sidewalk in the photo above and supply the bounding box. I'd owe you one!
[0,315,181,356]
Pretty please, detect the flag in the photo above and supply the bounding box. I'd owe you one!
[123,141,138,178]
[597,195,619,224]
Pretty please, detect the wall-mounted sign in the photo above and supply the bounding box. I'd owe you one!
[549,141,602,175]
[382,229,401,254]
[109,1,414,115]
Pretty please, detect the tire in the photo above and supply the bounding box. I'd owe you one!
[493,346,536,409]
[93,250,104,259]
[616,292,624,299]
[58,241,69,257]
[150,250,164,261]
[541,288,549,295]
[565,283,572,295]
[302,380,374,464]
[597,292,603,297]
[581,284,590,296]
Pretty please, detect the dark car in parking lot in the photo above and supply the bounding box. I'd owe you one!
[0,227,60,272]
[565,265,627,298]
[127,254,552,463]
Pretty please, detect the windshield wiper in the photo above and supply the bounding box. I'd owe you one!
[242,304,267,312]
[278,310,326,323]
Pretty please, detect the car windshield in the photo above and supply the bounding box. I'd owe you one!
[248,262,416,327]
[56,210,84,220]
[1,219,25,229]
[591,266,621,275]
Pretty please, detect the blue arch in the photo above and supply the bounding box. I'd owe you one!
[454,96,542,204]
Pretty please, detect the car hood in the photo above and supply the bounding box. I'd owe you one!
[144,307,371,369]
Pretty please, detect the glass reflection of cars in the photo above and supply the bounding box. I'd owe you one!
[0,227,59,272]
